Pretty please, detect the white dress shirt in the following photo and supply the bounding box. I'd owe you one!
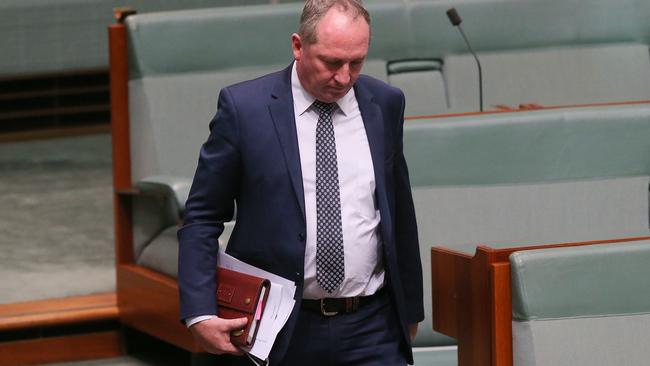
[291,63,385,299]
[186,63,384,327]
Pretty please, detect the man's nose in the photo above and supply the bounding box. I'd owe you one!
[334,64,351,85]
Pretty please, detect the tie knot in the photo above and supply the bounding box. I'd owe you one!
[313,100,336,116]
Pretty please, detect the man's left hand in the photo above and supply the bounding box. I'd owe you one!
[408,323,418,341]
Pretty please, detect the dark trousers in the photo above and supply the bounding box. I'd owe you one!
[226,290,407,366]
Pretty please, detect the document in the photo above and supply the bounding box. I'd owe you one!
[218,249,297,363]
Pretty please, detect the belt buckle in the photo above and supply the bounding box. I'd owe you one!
[320,299,338,316]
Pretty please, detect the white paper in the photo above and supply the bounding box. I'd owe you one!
[218,249,297,361]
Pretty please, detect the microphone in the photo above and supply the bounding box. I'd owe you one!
[446,8,483,112]
[446,7,462,26]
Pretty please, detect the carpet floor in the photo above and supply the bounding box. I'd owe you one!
[0,134,115,303]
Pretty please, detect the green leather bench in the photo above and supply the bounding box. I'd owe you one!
[124,0,650,118]
[115,1,650,363]
[0,0,294,77]
[6,0,650,79]
[403,103,650,365]
[129,103,650,365]
[510,239,650,366]
[405,104,650,256]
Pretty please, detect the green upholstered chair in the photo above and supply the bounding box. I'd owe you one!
[405,104,650,254]
[510,240,650,366]
[123,0,650,273]
[402,103,650,365]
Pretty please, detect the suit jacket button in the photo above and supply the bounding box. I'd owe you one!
[298,233,305,242]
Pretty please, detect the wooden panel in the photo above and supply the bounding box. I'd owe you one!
[0,331,122,366]
[109,22,135,265]
[0,105,109,121]
[114,193,134,265]
[490,236,650,263]
[405,99,650,121]
[109,22,131,192]
[0,124,110,143]
[460,248,493,366]
[0,85,109,101]
[490,262,513,366]
[431,247,471,337]
[432,246,494,366]
[0,293,118,331]
[117,264,201,352]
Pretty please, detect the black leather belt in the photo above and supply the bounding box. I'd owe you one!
[301,287,384,316]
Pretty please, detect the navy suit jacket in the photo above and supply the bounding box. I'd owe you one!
[178,64,423,364]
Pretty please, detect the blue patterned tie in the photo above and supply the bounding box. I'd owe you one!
[313,100,345,293]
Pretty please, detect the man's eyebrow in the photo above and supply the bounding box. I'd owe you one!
[319,55,341,63]
[319,55,365,64]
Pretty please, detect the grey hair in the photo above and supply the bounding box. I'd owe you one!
[298,0,371,44]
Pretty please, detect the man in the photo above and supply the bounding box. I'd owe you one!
[178,1,423,365]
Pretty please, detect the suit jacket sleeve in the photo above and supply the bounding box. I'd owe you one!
[393,92,425,324]
[177,87,240,320]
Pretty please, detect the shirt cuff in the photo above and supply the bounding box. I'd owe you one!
[185,315,216,328]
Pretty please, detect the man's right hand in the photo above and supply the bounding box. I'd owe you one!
[189,316,248,355]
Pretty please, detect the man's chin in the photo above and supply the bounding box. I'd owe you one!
[321,89,349,103]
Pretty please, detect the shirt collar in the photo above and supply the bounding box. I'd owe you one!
[291,62,356,117]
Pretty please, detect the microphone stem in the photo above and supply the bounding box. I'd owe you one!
[458,25,483,112]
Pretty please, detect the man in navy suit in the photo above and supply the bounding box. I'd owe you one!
[178,1,423,365]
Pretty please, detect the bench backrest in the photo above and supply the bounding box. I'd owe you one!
[509,240,650,366]
[126,0,650,183]
[0,0,291,77]
[405,104,650,347]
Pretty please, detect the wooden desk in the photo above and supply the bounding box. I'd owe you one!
[431,236,650,366]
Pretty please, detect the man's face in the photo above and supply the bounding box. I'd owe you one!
[292,7,370,103]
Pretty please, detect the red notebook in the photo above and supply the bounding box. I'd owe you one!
[216,267,270,347]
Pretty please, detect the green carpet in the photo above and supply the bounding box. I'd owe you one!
[0,134,114,303]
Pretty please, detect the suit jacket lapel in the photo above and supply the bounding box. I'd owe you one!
[355,80,391,229]
[267,69,390,227]
[269,65,306,222]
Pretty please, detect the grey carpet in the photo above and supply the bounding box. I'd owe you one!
[0,134,115,303]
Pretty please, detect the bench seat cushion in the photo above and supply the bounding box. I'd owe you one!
[138,222,235,278]
[510,240,650,366]
[513,313,650,366]
[412,346,458,366]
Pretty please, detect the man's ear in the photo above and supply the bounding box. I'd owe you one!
[291,33,302,61]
